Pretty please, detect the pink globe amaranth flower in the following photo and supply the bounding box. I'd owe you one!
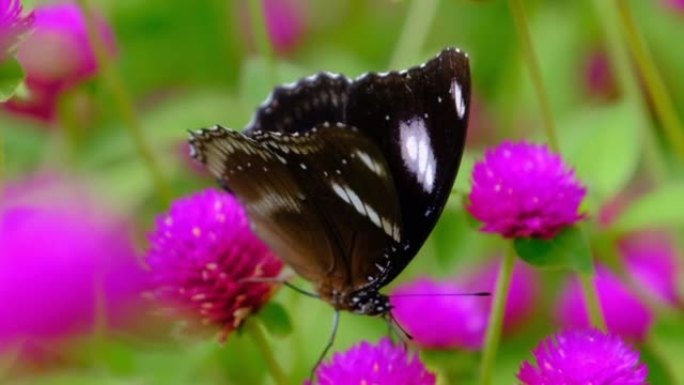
[390,261,538,350]
[391,278,488,350]
[0,0,33,59]
[556,266,652,341]
[4,2,116,122]
[0,178,145,351]
[311,338,436,385]
[518,329,648,385]
[146,188,283,339]
[467,141,586,239]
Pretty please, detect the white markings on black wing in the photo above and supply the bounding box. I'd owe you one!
[189,127,303,217]
[450,79,466,119]
[398,117,437,193]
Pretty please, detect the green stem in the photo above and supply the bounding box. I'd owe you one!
[592,0,668,183]
[389,0,440,69]
[478,244,516,385]
[247,0,277,88]
[579,273,608,331]
[56,91,81,164]
[507,0,559,152]
[244,318,289,385]
[616,0,684,164]
[76,0,171,205]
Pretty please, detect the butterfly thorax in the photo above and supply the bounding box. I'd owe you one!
[320,285,391,316]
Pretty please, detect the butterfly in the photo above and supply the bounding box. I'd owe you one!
[189,47,470,321]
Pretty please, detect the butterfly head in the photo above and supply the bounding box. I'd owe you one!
[348,289,391,316]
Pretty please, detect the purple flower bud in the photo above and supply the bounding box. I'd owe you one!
[518,329,648,384]
[467,141,586,239]
[310,338,436,385]
[146,188,283,339]
[264,0,306,53]
[5,2,116,122]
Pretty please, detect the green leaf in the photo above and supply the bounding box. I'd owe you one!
[613,183,684,233]
[559,102,642,202]
[255,302,293,338]
[514,226,593,274]
[0,57,25,102]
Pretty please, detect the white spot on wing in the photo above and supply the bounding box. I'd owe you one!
[355,150,385,176]
[399,117,436,193]
[450,79,466,118]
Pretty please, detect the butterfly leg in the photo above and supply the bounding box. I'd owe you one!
[385,311,413,349]
[309,309,340,382]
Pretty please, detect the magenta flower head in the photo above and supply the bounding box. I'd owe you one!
[311,338,436,385]
[0,0,33,59]
[556,266,652,341]
[5,2,115,121]
[391,261,537,350]
[518,329,648,385]
[467,141,586,239]
[0,175,144,351]
[146,188,283,339]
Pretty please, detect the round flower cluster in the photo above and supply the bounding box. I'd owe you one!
[146,188,283,338]
[467,141,586,239]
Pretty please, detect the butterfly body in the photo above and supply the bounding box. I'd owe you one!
[189,48,470,316]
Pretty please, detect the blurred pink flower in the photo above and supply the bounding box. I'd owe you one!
[467,141,586,239]
[556,266,651,341]
[310,338,436,385]
[238,0,306,54]
[0,175,144,351]
[584,49,618,101]
[0,0,33,60]
[391,278,488,350]
[665,0,684,11]
[146,189,283,339]
[390,261,538,350]
[264,0,306,53]
[4,2,116,122]
[620,232,681,306]
[518,329,647,384]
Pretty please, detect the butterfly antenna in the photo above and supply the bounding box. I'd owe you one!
[390,291,490,298]
[239,277,320,298]
[283,281,320,298]
[310,310,340,383]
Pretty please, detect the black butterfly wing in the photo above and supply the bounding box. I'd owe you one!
[189,126,333,284]
[189,124,402,297]
[345,47,471,286]
[256,123,402,292]
[246,73,351,134]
